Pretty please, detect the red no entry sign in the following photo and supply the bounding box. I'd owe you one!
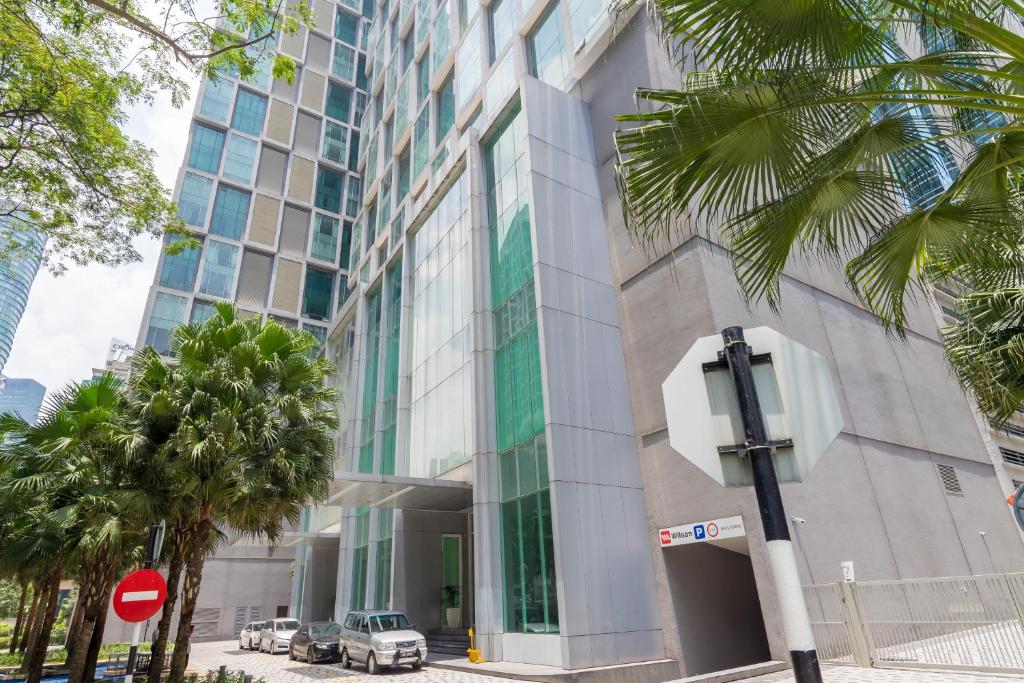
[112,569,167,622]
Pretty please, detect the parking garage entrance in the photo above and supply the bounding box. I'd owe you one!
[661,517,771,676]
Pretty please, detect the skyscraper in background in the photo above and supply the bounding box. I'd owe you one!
[128,2,371,641]
[0,377,46,425]
[0,219,46,375]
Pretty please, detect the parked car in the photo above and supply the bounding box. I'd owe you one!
[289,621,343,663]
[259,618,301,654]
[238,621,263,650]
[339,610,427,674]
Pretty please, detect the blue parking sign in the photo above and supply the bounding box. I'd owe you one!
[693,524,705,540]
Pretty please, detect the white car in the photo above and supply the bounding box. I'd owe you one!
[238,621,263,650]
[259,618,300,654]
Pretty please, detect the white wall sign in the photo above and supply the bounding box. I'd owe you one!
[658,515,745,548]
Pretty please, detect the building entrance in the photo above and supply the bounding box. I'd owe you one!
[664,539,771,675]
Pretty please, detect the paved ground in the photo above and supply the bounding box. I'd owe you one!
[188,641,1024,683]
[719,665,1024,683]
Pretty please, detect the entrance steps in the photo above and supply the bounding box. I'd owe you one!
[427,628,471,656]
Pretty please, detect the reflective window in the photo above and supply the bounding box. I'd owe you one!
[145,292,188,355]
[529,3,568,88]
[340,221,354,267]
[416,55,430,104]
[187,124,225,173]
[486,108,558,635]
[315,168,346,213]
[190,300,218,323]
[431,2,451,72]
[326,82,353,123]
[489,0,518,60]
[303,322,328,353]
[231,89,268,136]
[303,267,334,320]
[436,75,454,143]
[408,173,472,478]
[198,240,239,298]
[158,235,202,291]
[335,10,360,45]
[349,509,370,608]
[311,213,340,263]
[209,185,251,239]
[413,105,429,178]
[346,176,362,217]
[224,133,259,184]
[322,121,348,164]
[200,78,234,122]
[178,173,214,226]
[455,18,483,111]
[568,0,609,48]
[332,43,357,81]
[397,147,411,201]
[349,131,361,169]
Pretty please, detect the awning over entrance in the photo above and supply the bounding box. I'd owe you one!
[327,472,473,512]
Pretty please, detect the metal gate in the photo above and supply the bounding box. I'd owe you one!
[806,573,1024,674]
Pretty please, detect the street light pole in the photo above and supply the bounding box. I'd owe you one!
[720,326,822,683]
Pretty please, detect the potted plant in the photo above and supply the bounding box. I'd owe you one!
[442,585,461,628]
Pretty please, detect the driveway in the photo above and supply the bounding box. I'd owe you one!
[187,641,1024,683]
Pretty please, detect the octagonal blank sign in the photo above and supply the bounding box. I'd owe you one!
[662,326,843,487]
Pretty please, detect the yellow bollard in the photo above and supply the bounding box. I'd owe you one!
[466,627,485,663]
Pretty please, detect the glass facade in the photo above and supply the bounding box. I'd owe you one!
[200,77,234,122]
[372,510,394,609]
[529,4,568,88]
[486,109,558,634]
[188,124,225,173]
[178,173,214,226]
[408,173,473,478]
[223,133,258,183]
[312,213,340,263]
[209,185,251,239]
[349,508,370,610]
[323,121,349,163]
[231,89,268,136]
[198,240,239,298]
[378,261,402,476]
[327,83,354,123]
[190,300,218,323]
[357,288,382,473]
[489,0,518,59]
[158,235,202,291]
[303,267,334,320]
[316,168,346,212]
[145,292,188,355]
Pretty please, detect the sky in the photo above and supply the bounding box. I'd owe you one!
[3,57,204,393]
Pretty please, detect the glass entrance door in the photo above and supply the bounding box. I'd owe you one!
[441,534,462,628]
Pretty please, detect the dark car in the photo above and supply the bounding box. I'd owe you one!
[288,621,343,663]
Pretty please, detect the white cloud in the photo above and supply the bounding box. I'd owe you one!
[3,70,202,394]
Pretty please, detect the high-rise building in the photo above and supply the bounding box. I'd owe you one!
[283,5,1024,682]
[0,219,46,376]
[90,338,134,382]
[131,1,374,640]
[0,377,46,426]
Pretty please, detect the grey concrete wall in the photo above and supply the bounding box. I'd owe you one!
[575,11,1024,679]
[663,544,770,675]
[300,541,339,622]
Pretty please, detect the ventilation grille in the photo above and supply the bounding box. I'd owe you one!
[1001,448,1024,468]
[233,607,247,634]
[937,464,963,495]
[192,607,221,639]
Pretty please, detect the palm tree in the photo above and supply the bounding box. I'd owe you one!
[613,0,1024,423]
[132,302,337,683]
[0,376,161,683]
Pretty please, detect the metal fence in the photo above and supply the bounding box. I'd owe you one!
[805,573,1024,675]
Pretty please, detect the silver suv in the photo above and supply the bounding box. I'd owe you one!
[339,610,427,674]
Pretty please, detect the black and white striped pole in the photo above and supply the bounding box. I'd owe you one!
[721,327,822,683]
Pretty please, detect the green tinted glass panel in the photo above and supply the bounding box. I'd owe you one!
[487,107,558,634]
[231,89,268,135]
[378,261,403,476]
[326,83,353,123]
[187,124,225,173]
[335,10,360,45]
[316,168,346,212]
[358,289,383,473]
[302,268,334,320]
[209,185,251,239]
[158,235,201,291]
[349,508,370,609]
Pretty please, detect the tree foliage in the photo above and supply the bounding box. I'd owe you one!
[1,0,312,270]
[614,0,1024,423]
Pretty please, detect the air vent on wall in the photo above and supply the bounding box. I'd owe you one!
[937,463,963,495]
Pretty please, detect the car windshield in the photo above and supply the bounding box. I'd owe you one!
[276,620,300,631]
[310,623,342,637]
[369,614,412,633]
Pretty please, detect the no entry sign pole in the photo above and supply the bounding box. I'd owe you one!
[720,327,822,683]
[122,523,165,683]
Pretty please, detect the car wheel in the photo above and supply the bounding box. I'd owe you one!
[340,648,351,669]
[288,644,296,661]
[411,658,422,671]
[239,639,245,651]
[306,646,315,663]
[367,652,379,675]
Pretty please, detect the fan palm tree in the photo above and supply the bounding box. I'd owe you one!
[613,0,1024,423]
[131,302,337,683]
[0,376,161,683]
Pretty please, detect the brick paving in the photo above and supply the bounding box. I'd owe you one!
[188,641,1024,683]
